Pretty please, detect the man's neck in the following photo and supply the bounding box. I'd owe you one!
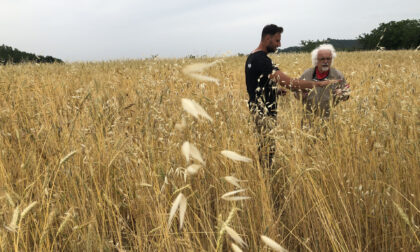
[252,43,267,54]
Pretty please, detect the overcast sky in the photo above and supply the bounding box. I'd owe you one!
[1,0,419,62]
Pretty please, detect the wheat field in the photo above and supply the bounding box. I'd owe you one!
[0,51,418,251]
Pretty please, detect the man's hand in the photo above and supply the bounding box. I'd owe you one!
[334,82,351,101]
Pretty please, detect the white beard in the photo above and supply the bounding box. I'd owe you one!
[321,66,329,72]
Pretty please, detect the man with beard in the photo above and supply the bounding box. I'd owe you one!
[245,24,337,171]
[296,44,350,125]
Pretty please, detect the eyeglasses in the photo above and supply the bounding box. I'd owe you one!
[318,57,332,61]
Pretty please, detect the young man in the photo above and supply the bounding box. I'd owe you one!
[245,24,335,170]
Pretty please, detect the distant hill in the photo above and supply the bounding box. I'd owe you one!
[278,38,362,53]
[278,46,303,53]
[327,39,362,50]
[0,44,63,64]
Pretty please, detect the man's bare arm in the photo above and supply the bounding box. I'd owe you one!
[270,69,334,90]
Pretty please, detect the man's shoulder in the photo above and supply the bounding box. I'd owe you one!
[330,67,345,79]
[247,51,269,62]
[302,67,315,74]
[300,67,315,80]
[246,51,273,72]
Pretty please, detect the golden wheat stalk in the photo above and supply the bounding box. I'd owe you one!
[20,201,38,219]
[56,208,74,236]
[59,150,77,166]
[5,206,20,232]
[168,193,187,230]
[261,235,288,252]
[181,141,205,164]
[182,60,221,85]
[231,243,243,252]
[224,225,247,248]
[223,176,246,188]
[221,150,252,162]
[181,98,213,122]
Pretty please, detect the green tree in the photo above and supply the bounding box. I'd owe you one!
[0,44,63,64]
[358,19,420,50]
[300,39,328,52]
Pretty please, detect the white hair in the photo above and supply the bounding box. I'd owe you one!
[311,44,337,67]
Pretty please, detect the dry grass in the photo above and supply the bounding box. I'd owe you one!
[0,51,419,251]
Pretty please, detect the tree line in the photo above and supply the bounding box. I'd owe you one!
[358,19,420,50]
[279,19,420,53]
[0,44,63,64]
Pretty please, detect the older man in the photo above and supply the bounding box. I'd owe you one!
[296,44,350,122]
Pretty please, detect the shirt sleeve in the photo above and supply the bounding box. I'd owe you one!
[254,55,277,78]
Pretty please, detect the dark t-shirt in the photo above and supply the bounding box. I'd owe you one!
[245,51,279,116]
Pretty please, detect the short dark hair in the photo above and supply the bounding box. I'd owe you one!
[261,24,283,40]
